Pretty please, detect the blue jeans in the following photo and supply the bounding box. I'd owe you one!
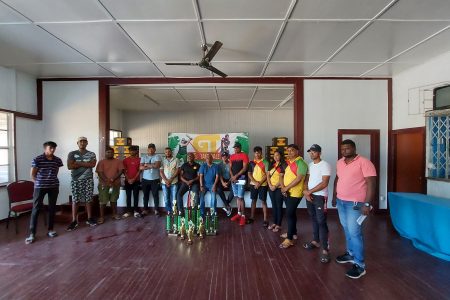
[200,186,217,217]
[231,183,245,198]
[336,199,365,268]
[162,184,178,213]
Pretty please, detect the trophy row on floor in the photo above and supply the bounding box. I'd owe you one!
[166,202,219,244]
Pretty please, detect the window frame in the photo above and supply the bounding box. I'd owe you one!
[109,129,122,147]
[0,112,15,186]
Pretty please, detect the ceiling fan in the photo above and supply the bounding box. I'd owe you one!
[165,41,227,78]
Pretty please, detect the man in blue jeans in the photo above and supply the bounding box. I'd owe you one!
[199,153,219,217]
[160,147,181,214]
[332,139,376,279]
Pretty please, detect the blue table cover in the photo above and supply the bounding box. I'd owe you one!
[388,192,450,261]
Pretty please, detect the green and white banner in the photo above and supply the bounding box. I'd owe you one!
[168,132,249,163]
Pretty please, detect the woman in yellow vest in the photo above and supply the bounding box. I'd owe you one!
[280,144,308,249]
[267,149,287,233]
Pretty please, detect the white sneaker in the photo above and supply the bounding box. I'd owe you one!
[123,212,131,218]
[47,231,58,238]
[25,234,35,244]
[134,212,142,218]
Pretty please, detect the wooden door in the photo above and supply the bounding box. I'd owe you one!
[338,129,380,212]
[392,127,426,193]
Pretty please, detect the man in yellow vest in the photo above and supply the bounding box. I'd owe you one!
[280,144,308,249]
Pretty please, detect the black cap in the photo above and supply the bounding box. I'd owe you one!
[233,142,242,148]
[307,144,322,153]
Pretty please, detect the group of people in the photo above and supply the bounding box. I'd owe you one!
[24,136,376,280]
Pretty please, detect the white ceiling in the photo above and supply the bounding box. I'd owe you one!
[110,84,294,111]
[2,0,450,112]
[0,0,449,79]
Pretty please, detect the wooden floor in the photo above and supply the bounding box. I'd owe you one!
[0,211,449,300]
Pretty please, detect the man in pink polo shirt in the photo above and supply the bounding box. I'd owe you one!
[332,139,376,279]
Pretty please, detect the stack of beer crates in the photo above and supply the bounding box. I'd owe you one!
[113,137,136,160]
[265,137,288,162]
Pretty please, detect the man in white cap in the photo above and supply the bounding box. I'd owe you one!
[66,136,97,231]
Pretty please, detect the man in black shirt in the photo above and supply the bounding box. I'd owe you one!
[176,152,200,212]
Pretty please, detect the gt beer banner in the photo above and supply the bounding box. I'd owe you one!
[168,132,249,163]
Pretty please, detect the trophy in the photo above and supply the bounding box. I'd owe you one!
[198,217,205,239]
[206,208,218,236]
[168,201,179,237]
[187,220,195,245]
[179,217,186,240]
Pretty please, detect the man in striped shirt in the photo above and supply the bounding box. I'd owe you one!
[25,141,64,244]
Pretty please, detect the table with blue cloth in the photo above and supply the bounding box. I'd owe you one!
[388,192,450,261]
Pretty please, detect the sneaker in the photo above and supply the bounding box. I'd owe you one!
[47,231,58,238]
[246,218,254,224]
[239,215,246,226]
[66,221,79,231]
[154,209,160,216]
[134,212,142,218]
[230,214,241,222]
[122,212,131,218]
[222,207,228,214]
[86,218,97,227]
[141,210,149,216]
[226,208,232,217]
[335,252,354,264]
[25,234,35,245]
[345,264,366,279]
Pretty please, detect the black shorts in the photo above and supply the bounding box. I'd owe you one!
[250,185,268,202]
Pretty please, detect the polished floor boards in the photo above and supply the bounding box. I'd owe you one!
[0,211,449,300]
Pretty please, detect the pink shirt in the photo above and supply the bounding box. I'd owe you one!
[336,155,376,202]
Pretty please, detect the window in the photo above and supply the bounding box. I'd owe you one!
[0,112,14,185]
[109,129,122,146]
[426,110,450,179]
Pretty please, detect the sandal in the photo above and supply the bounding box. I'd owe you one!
[113,215,121,220]
[320,252,330,263]
[268,224,276,230]
[303,241,320,250]
[279,238,294,249]
[280,233,298,240]
[272,226,280,233]
[97,217,104,224]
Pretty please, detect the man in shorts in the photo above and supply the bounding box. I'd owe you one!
[229,142,249,226]
[96,147,124,224]
[66,136,97,231]
[248,146,269,226]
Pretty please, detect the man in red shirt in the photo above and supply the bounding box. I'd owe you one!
[332,139,376,279]
[122,146,142,218]
[229,142,249,226]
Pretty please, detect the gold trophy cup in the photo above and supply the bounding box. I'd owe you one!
[187,220,195,245]
[180,217,186,240]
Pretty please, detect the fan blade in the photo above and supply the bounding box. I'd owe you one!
[165,62,198,66]
[205,65,227,78]
[204,41,223,62]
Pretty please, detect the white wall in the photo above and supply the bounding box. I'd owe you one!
[110,107,123,132]
[304,80,389,209]
[41,81,100,204]
[122,110,294,154]
[393,52,450,198]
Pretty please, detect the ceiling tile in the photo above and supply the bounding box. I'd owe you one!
[187,101,219,109]
[389,27,450,63]
[220,100,249,108]
[253,88,292,100]
[0,1,29,23]
[364,62,420,77]
[250,101,280,109]
[380,0,450,20]
[140,88,183,101]
[156,63,211,77]
[315,62,380,76]
[291,0,392,19]
[177,88,216,100]
[121,21,202,61]
[332,21,450,62]
[2,0,110,22]
[41,22,146,62]
[101,0,196,20]
[0,24,89,65]
[100,62,161,76]
[210,62,264,77]
[12,63,113,77]
[217,87,255,100]
[272,21,365,61]
[198,0,292,19]
[265,62,322,76]
[203,20,282,61]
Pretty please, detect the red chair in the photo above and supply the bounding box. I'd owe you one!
[6,180,45,234]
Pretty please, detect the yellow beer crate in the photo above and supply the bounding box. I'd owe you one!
[114,137,132,146]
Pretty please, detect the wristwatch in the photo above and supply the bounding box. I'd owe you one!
[363,202,371,207]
